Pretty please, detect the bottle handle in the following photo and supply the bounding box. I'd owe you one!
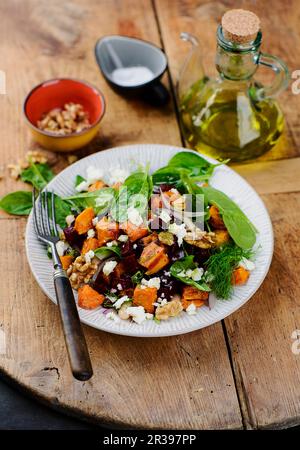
[255,52,290,100]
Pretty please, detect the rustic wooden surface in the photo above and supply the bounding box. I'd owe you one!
[0,0,299,429]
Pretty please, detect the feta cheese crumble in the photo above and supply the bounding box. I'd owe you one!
[92,217,99,226]
[118,234,129,242]
[126,306,146,324]
[56,240,68,257]
[87,229,96,239]
[159,209,172,224]
[168,222,187,246]
[103,260,118,276]
[141,277,161,290]
[145,313,154,320]
[128,206,143,226]
[65,214,75,227]
[86,166,103,184]
[117,283,123,291]
[186,303,197,315]
[108,167,129,185]
[114,295,130,309]
[84,250,95,264]
[106,311,120,322]
[75,180,89,192]
[106,240,118,247]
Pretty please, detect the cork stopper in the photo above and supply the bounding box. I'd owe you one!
[221,9,260,44]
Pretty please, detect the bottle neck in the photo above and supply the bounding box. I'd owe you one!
[215,25,262,81]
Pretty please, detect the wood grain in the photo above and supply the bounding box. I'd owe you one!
[225,192,300,429]
[154,0,300,161]
[0,0,243,429]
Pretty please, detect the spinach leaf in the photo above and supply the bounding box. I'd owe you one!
[75,175,86,188]
[64,188,115,214]
[21,163,54,190]
[0,191,32,215]
[94,245,121,260]
[170,255,211,291]
[203,186,257,250]
[46,193,74,228]
[111,170,151,222]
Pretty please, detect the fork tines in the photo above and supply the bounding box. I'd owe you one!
[32,188,58,238]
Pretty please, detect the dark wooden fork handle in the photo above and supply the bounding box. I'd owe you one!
[54,271,93,381]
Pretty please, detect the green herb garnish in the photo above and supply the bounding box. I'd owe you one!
[0,191,33,215]
[205,244,255,299]
[131,270,144,285]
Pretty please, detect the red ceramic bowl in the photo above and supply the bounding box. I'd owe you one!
[23,78,106,152]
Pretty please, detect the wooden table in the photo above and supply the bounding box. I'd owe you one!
[1,0,300,430]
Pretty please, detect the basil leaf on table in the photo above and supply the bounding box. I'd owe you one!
[94,245,121,260]
[64,188,115,214]
[203,186,257,250]
[170,255,211,291]
[0,191,32,215]
[20,163,54,190]
[111,170,151,222]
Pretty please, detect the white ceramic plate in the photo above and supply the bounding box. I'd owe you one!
[25,144,273,337]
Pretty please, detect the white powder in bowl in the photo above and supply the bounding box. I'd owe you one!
[111,66,154,87]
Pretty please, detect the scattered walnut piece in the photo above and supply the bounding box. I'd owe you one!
[37,103,90,136]
[184,229,216,249]
[26,150,48,164]
[67,154,78,165]
[66,255,99,290]
[7,150,49,180]
[155,297,183,321]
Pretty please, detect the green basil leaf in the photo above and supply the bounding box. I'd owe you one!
[0,191,32,215]
[94,245,121,260]
[202,186,257,249]
[45,193,74,228]
[170,256,211,291]
[21,163,54,190]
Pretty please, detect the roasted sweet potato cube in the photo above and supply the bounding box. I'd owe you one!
[96,217,119,246]
[60,255,74,270]
[74,207,95,235]
[81,237,99,255]
[139,232,158,247]
[209,205,226,230]
[88,180,107,192]
[119,220,148,242]
[138,242,165,269]
[232,267,250,285]
[146,252,169,275]
[78,285,104,309]
[133,286,157,313]
[181,286,209,310]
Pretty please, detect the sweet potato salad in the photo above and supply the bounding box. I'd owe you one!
[55,152,257,325]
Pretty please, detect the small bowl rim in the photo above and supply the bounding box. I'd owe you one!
[95,35,168,90]
[23,77,106,139]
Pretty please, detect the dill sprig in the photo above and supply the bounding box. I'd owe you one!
[205,244,255,299]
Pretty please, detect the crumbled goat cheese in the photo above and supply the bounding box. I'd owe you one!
[86,166,103,184]
[106,311,120,322]
[103,260,118,276]
[66,214,75,227]
[92,217,99,226]
[159,209,171,223]
[133,244,137,249]
[87,229,96,239]
[239,258,256,271]
[128,206,143,226]
[159,299,168,306]
[145,313,154,320]
[168,222,186,246]
[114,295,130,310]
[118,234,129,242]
[117,283,123,290]
[177,267,203,281]
[106,240,118,247]
[84,250,95,264]
[126,306,146,324]
[108,167,129,185]
[164,271,170,276]
[141,277,160,290]
[110,288,117,294]
[75,180,89,192]
[56,240,68,257]
[186,303,197,315]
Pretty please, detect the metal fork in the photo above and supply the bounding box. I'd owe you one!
[32,188,93,381]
